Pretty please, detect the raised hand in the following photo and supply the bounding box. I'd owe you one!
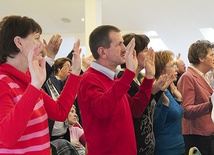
[43,34,62,59]
[71,39,82,75]
[176,53,181,60]
[170,83,182,101]
[152,74,168,94]
[28,43,46,89]
[161,73,176,91]
[125,38,137,73]
[161,93,170,106]
[144,47,155,79]
[57,65,71,80]
[82,54,94,69]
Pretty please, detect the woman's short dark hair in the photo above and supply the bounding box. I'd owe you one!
[0,15,42,64]
[121,33,150,68]
[123,33,150,55]
[89,25,120,60]
[188,40,213,65]
[53,57,72,76]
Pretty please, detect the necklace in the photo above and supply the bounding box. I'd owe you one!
[133,77,140,85]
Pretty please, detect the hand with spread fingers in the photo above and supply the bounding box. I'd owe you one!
[144,47,155,79]
[43,34,62,59]
[125,38,138,73]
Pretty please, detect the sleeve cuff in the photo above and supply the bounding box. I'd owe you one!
[45,56,55,67]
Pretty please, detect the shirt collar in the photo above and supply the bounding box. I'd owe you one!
[189,64,211,84]
[91,61,120,80]
[189,64,204,77]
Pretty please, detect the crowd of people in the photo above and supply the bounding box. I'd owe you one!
[0,15,214,155]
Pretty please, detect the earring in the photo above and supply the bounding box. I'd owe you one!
[19,48,22,53]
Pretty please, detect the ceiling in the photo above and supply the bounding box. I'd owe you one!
[1,0,214,64]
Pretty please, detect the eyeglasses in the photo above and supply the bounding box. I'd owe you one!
[165,62,177,68]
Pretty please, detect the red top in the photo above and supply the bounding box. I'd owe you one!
[0,63,81,155]
[78,68,154,155]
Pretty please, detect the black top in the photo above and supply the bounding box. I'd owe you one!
[117,71,162,155]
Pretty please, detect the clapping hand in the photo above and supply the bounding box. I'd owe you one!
[152,74,168,94]
[71,39,82,75]
[43,34,62,59]
[71,141,82,148]
[176,53,181,60]
[125,38,137,73]
[82,54,94,69]
[170,83,182,101]
[153,73,176,94]
[57,65,71,80]
[144,47,155,79]
[28,43,46,89]
[161,93,170,106]
[160,73,176,91]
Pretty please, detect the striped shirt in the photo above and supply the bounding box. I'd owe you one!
[0,63,81,155]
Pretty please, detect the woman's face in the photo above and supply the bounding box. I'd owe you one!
[14,32,42,71]
[137,47,148,69]
[21,32,42,56]
[164,60,178,80]
[203,48,214,72]
[56,60,72,78]
[68,107,78,125]
[63,61,72,75]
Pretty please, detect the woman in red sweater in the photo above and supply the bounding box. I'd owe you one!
[0,15,82,155]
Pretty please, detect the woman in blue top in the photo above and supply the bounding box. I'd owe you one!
[153,50,185,155]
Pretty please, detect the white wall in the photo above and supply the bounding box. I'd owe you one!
[42,30,189,67]
[41,33,86,59]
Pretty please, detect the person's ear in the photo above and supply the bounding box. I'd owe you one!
[199,57,205,62]
[14,36,22,50]
[97,47,107,59]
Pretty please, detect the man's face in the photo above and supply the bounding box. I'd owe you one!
[177,60,186,73]
[104,31,126,67]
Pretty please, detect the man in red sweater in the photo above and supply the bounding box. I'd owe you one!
[78,25,155,155]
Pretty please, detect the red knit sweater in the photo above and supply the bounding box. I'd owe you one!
[0,63,81,155]
[78,68,154,155]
